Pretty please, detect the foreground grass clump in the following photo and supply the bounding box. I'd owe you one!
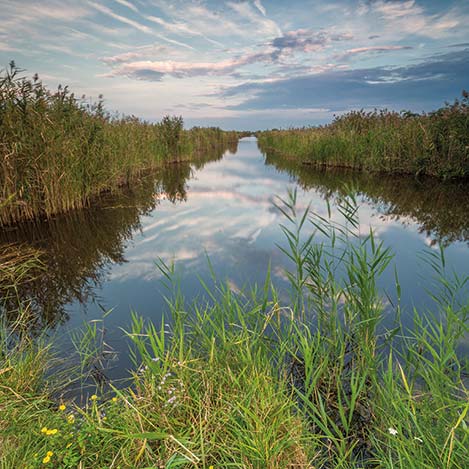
[257,92,469,179]
[1,192,468,467]
[0,62,239,225]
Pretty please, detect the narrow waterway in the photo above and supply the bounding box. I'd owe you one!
[2,137,468,377]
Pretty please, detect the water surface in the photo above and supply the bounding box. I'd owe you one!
[2,137,468,376]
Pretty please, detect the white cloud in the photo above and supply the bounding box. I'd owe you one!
[103,55,261,80]
[113,0,139,13]
[145,15,224,47]
[87,1,194,49]
[371,0,462,38]
[227,1,281,37]
[0,0,90,36]
[335,45,413,61]
[88,1,152,34]
[101,44,168,64]
[102,27,355,81]
[253,0,267,17]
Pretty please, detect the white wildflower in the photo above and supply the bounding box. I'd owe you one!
[388,428,398,436]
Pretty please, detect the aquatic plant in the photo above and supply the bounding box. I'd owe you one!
[257,92,469,179]
[1,192,467,467]
[0,62,240,225]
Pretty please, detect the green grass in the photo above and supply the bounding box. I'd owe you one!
[0,62,240,225]
[257,92,469,179]
[1,191,467,468]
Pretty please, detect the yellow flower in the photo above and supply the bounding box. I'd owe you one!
[90,394,98,401]
[46,451,53,457]
[46,428,58,435]
[111,397,118,403]
[42,456,50,464]
[40,427,48,434]
[58,404,66,411]
[67,414,75,424]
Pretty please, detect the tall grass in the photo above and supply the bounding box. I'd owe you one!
[1,191,467,467]
[0,62,239,225]
[257,92,469,179]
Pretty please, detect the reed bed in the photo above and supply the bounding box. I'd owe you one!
[1,191,467,468]
[257,92,469,179]
[0,62,239,225]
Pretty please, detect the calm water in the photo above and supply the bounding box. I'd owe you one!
[2,137,469,376]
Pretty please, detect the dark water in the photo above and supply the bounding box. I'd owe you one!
[2,137,469,377]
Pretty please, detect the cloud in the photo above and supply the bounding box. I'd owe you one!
[147,1,265,40]
[88,1,151,34]
[101,44,168,65]
[87,1,194,49]
[335,45,413,61]
[0,0,90,37]
[113,0,139,14]
[367,0,463,38]
[103,55,264,80]
[145,15,224,47]
[102,28,355,81]
[102,51,148,65]
[220,48,469,113]
[253,0,267,17]
[270,29,352,59]
[448,42,469,48]
[227,1,281,37]
[126,69,165,81]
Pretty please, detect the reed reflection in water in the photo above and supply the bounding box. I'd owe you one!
[0,147,231,328]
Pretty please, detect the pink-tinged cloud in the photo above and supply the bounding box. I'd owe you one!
[104,54,267,80]
[271,29,352,55]
[102,28,354,81]
[335,45,413,60]
[370,0,461,38]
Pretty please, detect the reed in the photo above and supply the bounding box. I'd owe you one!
[257,92,469,179]
[0,62,239,225]
[1,191,467,468]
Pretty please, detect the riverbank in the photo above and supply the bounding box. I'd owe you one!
[257,92,469,179]
[1,192,467,468]
[0,63,240,226]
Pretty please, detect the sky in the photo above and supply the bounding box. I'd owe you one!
[1,0,469,129]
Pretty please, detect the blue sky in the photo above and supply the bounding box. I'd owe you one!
[1,0,468,129]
